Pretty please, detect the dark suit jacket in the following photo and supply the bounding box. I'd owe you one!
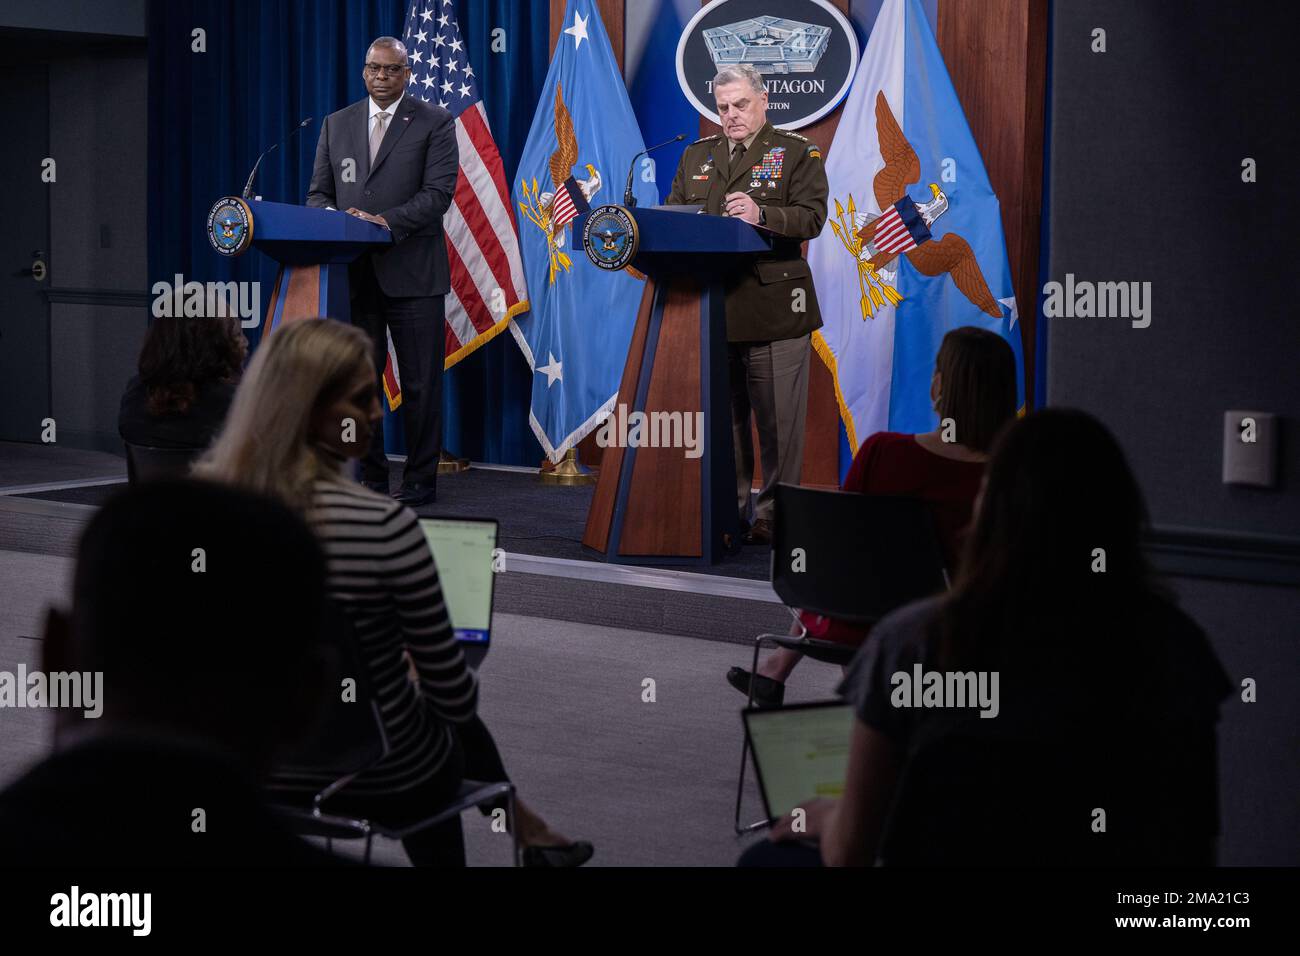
[666,121,828,343]
[307,95,459,298]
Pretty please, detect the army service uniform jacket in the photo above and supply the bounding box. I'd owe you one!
[665,122,828,343]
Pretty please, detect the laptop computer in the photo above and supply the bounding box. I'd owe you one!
[742,700,854,826]
[418,517,498,669]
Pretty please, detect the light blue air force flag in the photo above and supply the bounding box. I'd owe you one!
[510,0,657,461]
[807,0,1025,452]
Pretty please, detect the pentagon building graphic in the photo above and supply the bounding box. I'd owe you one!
[703,16,832,74]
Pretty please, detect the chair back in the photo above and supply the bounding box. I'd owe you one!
[771,483,948,626]
[276,598,388,779]
[124,442,202,485]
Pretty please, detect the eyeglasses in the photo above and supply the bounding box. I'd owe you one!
[364,63,407,78]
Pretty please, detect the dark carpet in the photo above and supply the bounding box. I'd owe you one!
[14,464,772,581]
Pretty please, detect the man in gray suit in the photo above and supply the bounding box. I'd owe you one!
[307,36,458,506]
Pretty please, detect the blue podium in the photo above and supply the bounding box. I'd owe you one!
[206,197,391,331]
[581,206,773,566]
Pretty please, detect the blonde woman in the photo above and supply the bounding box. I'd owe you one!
[194,318,592,867]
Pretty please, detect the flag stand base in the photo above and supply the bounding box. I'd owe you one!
[540,448,596,486]
[437,450,470,474]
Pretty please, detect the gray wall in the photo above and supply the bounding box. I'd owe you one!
[1045,0,1297,536]
[0,1,145,37]
[1046,0,1298,864]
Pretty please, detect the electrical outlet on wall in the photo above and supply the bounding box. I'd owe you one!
[1222,411,1277,488]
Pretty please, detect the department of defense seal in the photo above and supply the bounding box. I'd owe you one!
[582,205,639,272]
[206,197,254,257]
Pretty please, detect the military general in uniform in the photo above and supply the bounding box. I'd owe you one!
[665,64,828,545]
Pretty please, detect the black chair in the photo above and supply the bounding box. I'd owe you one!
[271,601,519,865]
[124,442,202,484]
[734,483,949,833]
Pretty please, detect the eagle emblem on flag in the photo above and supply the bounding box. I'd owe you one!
[518,82,603,284]
[829,91,1000,320]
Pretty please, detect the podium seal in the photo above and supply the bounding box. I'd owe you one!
[206,196,254,257]
[582,205,639,272]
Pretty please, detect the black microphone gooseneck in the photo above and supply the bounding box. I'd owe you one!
[242,117,314,200]
[623,134,686,208]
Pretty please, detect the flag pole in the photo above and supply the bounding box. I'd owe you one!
[540,448,596,485]
[438,449,470,474]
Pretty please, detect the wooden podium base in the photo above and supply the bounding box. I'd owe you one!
[263,262,355,332]
[582,277,740,566]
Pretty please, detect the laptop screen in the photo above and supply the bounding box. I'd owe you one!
[418,518,498,644]
[744,702,853,822]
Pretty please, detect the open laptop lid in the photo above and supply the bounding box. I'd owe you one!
[743,700,854,825]
[418,517,498,650]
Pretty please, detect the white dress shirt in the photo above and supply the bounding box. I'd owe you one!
[368,90,404,142]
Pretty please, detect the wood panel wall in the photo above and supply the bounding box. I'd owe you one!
[937,0,1047,406]
[549,0,624,63]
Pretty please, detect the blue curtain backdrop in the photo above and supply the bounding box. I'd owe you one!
[148,0,944,470]
[147,0,549,464]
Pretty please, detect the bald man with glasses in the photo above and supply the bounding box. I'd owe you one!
[307,37,458,507]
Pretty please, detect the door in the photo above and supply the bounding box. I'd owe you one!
[0,62,51,443]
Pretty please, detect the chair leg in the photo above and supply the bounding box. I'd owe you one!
[734,736,757,835]
[364,830,373,866]
[734,635,776,835]
[506,786,521,867]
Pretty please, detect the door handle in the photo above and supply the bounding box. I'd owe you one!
[19,259,47,281]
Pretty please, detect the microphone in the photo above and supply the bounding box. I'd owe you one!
[624,134,685,208]
[241,117,314,200]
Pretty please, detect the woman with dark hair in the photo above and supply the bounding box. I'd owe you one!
[118,315,247,449]
[746,409,1231,866]
[728,326,1019,706]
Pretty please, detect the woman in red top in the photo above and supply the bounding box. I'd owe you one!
[727,326,1018,707]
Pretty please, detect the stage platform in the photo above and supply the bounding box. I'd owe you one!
[0,443,789,646]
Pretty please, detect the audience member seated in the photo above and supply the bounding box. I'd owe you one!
[728,326,1018,706]
[740,409,1231,866]
[0,480,341,866]
[194,318,593,867]
[118,315,246,450]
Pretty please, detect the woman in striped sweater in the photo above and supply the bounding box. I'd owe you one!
[194,318,591,867]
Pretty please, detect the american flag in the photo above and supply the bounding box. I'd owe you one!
[549,177,590,231]
[865,198,931,256]
[382,1,529,410]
